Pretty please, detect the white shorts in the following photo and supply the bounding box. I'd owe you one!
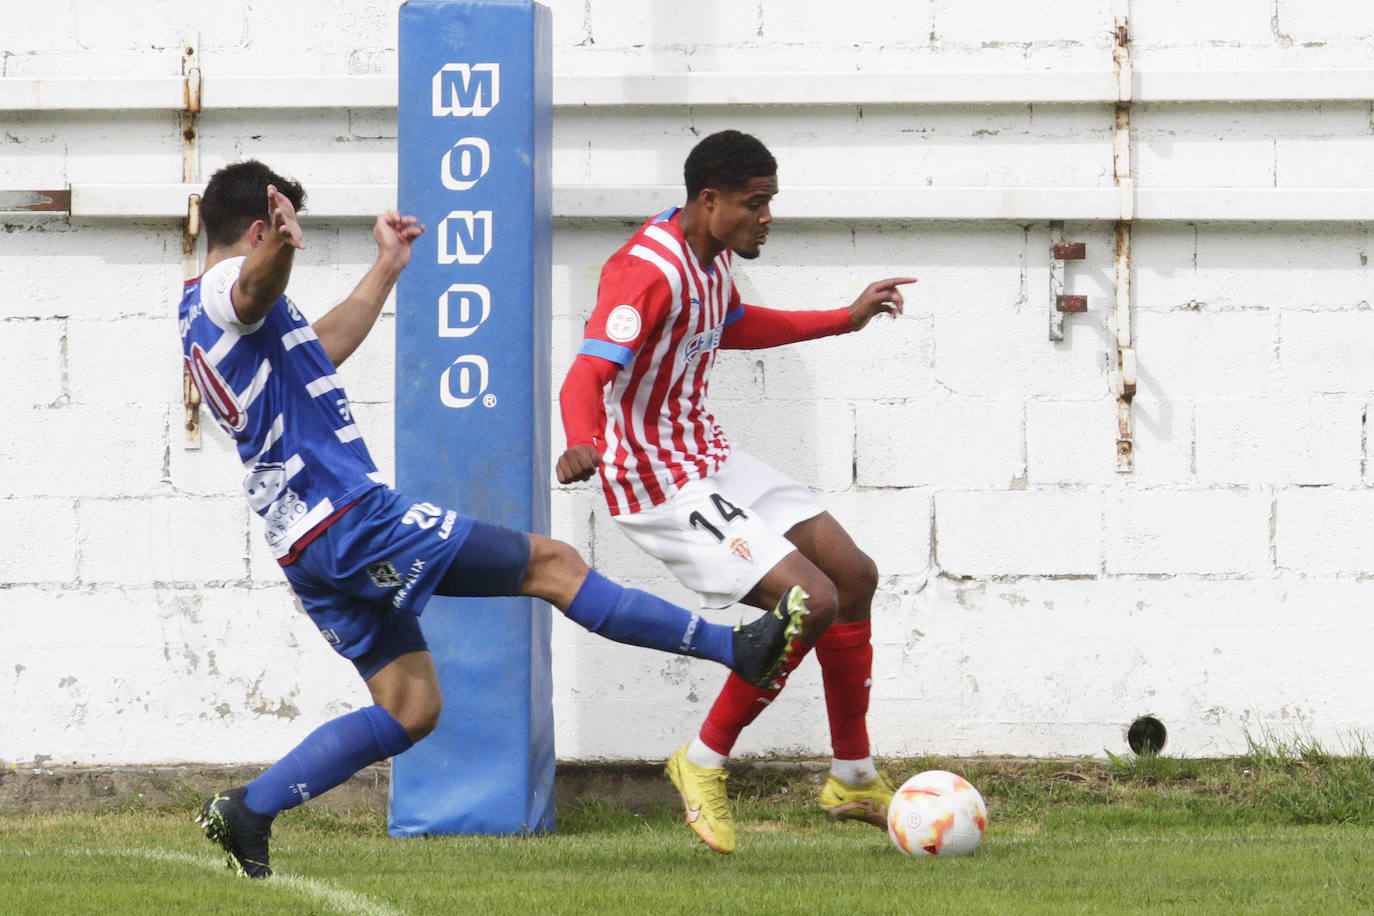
[612,448,825,610]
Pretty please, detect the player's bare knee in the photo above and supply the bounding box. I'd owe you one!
[847,552,879,604]
[522,534,590,604]
[528,535,587,578]
[398,695,442,742]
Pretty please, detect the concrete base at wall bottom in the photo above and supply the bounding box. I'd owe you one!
[0,759,852,815]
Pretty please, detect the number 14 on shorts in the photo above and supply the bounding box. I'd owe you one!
[689,494,752,562]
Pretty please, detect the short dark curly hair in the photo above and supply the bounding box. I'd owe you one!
[683,130,777,199]
[200,160,307,250]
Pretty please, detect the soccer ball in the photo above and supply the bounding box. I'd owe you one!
[886,769,987,857]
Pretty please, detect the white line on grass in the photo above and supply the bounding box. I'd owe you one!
[82,848,410,916]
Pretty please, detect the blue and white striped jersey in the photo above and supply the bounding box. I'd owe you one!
[179,256,384,559]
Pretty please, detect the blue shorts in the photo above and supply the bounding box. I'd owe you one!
[283,487,531,679]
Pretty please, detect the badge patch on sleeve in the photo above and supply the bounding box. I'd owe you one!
[606,305,642,343]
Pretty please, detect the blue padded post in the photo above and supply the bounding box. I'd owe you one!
[392,0,553,836]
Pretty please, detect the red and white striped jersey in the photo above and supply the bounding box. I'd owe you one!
[578,208,743,515]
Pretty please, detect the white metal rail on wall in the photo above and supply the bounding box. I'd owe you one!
[2,67,1372,221]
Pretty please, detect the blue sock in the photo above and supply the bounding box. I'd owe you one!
[565,570,735,665]
[243,705,413,818]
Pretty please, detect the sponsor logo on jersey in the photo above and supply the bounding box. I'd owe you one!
[260,491,310,549]
[392,557,428,610]
[729,537,754,564]
[186,343,246,432]
[438,509,458,540]
[243,463,310,549]
[244,463,289,510]
[606,305,641,343]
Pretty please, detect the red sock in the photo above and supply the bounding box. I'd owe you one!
[815,620,873,760]
[698,637,812,756]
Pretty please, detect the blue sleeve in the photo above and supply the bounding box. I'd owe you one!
[578,338,635,367]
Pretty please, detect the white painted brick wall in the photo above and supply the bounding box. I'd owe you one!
[1103,488,1273,575]
[1132,309,1280,398]
[0,320,64,407]
[856,397,1025,488]
[1275,488,1374,575]
[77,497,248,586]
[3,0,1373,766]
[1026,400,1121,486]
[1194,396,1364,486]
[1119,396,1195,483]
[1129,0,1275,46]
[932,0,1113,45]
[0,499,78,584]
[1280,310,1374,393]
[935,489,1103,577]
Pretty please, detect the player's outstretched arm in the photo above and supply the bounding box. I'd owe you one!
[314,211,425,367]
[232,185,305,325]
[846,276,916,332]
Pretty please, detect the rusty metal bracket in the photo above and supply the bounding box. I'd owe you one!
[1049,226,1087,340]
[0,189,71,212]
[1112,10,1135,472]
[181,31,203,450]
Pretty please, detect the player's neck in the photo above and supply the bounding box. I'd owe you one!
[675,205,724,267]
[203,238,254,273]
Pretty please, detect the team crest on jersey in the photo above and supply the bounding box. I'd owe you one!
[729,537,754,564]
[685,325,725,363]
[185,343,246,432]
[606,304,641,343]
[366,562,406,589]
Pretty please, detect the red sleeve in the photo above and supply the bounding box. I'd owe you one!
[559,251,674,449]
[582,255,675,361]
[719,303,853,350]
[559,353,618,449]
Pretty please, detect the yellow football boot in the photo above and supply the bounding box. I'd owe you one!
[818,772,895,828]
[665,744,735,854]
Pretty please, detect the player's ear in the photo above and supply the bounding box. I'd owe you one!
[698,187,718,213]
[245,218,269,247]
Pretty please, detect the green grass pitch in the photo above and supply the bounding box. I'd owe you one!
[6,745,1374,914]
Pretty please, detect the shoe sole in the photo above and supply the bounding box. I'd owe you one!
[665,756,733,855]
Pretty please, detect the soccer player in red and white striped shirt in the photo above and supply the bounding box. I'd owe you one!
[558,130,915,854]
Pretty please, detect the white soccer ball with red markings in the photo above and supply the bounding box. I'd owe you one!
[886,769,987,858]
